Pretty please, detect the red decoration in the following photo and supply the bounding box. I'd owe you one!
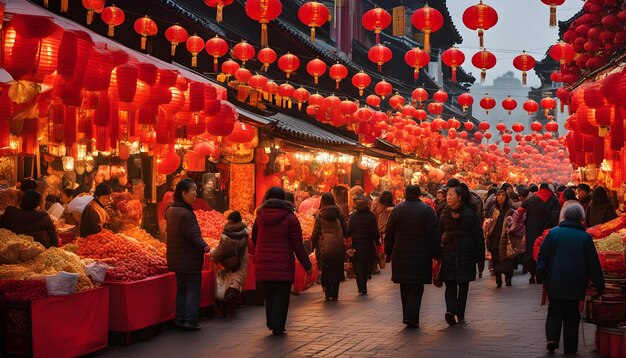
[464,121,474,131]
[234,68,252,83]
[204,0,234,23]
[329,63,348,89]
[205,36,229,72]
[221,59,240,79]
[277,53,300,79]
[258,47,277,71]
[245,0,282,47]
[368,44,392,72]
[388,94,405,110]
[298,1,330,42]
[405,48,430,80]
[362,8,392,44]
[457,93,474,113]
[433,89,448,103]
[550,70,562,83]
[227,121,255,143]
[0,1,5,30]
[484,131,492,140]
[523,99,539,115]
[540,0,565,27]
[471,49,496,83]
[374,79,393,99]
[530,121,543,132]
[164,25,189,57]
[157,150,181,175]
[82,0,104,25]
[478,121,490,131]
[207,101,237,136]
[101,5,125,37]
[412,88,428,107]
[292,87,310,110]
[549,41,575,69]
[462,0,498,48]
[233,40,256,66]
[306,58,327,84]
[480,95,496,114]
[414,109,427,121]
[441,47,465,82]
[501,96,517,114]
[248,74,269,91]
[512,51,535,86]
[496,121,506,133]
[501,133,512,144]
[541,96,557,117]
[411,4,444,54]
[366,95,381,108]
[352,71,371,96]
[512,122,524,133]
[545,121,558,132]
[427,102,443,116]
[133,16,158,50]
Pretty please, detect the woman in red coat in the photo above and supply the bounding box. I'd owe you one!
[251,187,312,335]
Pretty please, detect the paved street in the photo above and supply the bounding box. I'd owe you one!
[96,267,601,358]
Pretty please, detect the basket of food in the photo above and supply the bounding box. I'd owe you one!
[592,299,626,327]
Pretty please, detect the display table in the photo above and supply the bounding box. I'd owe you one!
[200,267,215,308]
[1,287,109,358]
[105,273,176,332]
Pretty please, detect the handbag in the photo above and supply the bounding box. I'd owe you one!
[432,259,443,288]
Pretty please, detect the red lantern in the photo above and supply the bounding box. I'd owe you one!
[512,50,536,86]
[245,0,282,47]
[82,0,104,25]
[133,16,158,50]
[164,25,189,57]
[277,82,294,107]
[298,1,330,42]
[550,70,562,83]
[414,109,427,121]
[234,68,252,83]
[388,94,405,110]
[480,95,496,114]
[362,8,392,44]
[457,93,474,113]
[441,47,465,82]
[404,48,430,80]
[478,121,490,131]
[427,102,443,116]
[530,121,543,132]
[433,89,448,103]
[292,87,310,110]
[207,101,237,136]
[474,131,483,142]
[233,40,256,66]
[459,130,469,139]
[464,121,474,131]
[0,1,5,30]
[471,49,496,83]
[258,47,277,71]
[205,36,229,71]
[374,79,393,99]
[496,121,506,133]
[462,0,498,48]
[512,122,524,133]
[221,59,240,79]
[484,131,492,140]
[523,99,539,115]
[501,133,512,144]
[502,96,517,114]
[541,96,557,117]
[368,44,392,72]
[227,121,255,143]
[306,58,327,84]
[204,0,234,23]
[545,121,558,132]
[412,88,428,107]
[541,0,565,27]
[329,63,348,89]
[366,95,381,108]
[411,4,444,54]
[352,71,371,96]
[157,150,181,175]
[248,74,268,91]
[101,5,125,37]
[278,53,300,79]
[549,41,575,70]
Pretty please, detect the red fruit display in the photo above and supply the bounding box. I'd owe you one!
[0,280,48,301]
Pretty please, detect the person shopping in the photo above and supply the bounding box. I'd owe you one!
[1,190,59,248]
[484,189,514,287]
[346,195,380,295]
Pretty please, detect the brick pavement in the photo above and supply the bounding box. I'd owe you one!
[96,268,602,358]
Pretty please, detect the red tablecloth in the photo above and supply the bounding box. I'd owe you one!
[200,268,214,308]
[243,254,256,291]
[31,287,108,358]
[105,273,176,332]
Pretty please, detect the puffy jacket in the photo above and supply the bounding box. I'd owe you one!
[1,206,58,248]
[165,201,208,274]
[346,200,380,262]
[251,199,312,282]
[210,221,249,272]
[311,205,346,261]
[385,199,440,284]
[439,205,485,283]
[374,204,393,234]
[522,189,560,244]
[587,201,617,227]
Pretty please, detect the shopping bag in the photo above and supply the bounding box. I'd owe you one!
[46,271,79,296]
[432,259,443,288]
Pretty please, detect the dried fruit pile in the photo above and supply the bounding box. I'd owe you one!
[0,280,47,301]
[195,210,227,248]
[295,213,315,242]
[121,227,166,256]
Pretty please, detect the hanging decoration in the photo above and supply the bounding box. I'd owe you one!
[278,53,300,79]
[186,35,205,68]
[404,48,430,80]
[362,7,392,44]
[523,98,539,115]
[502,96,517,115]
[512,122,524,133]
[258,47,277,71]
[351,71,371,96]
[165,24,189,56]
[545,120,558,132]
[548,41,575,71]
[205,35,229,71]
[245,0,283,47]
[540,0,565,27]
[204,0,234,23]
[292,87,310,110]
[541,96,557,117]
[388,93,405,110]
[480,95,496,114]
[441,47,465,82]
[411,4,444,54]
[512,51,535,86]
[496,121,506,133]
[100,5,125,37]
[433,89,448,103]
[368,43,392,72]
[366,95,381,108]
[471,49,496,83]
[329,63,348,89]
[133,16,158,50]
[530,121,543,132]
[412,88,428,108]
[306,58,327,84]
[374,79,393,99]
[82,0,105,25]
[233,40,256,67]
[457,93,474,113]
[298,1,330,42]
[277,83,294,107]
[462,0,498,48]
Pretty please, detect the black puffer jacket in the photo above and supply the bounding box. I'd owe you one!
[439,205,485,283]
[311,205,346,261]
[385,199,440,284]
[346,200,380,262]
[522,189,560,258]
[165,201,208,273]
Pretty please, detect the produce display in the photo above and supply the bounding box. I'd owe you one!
[36,247,94,291]
[76,230,167,282]
[594,230,626,252]
[0,156,15,187]
[121,227,167,256]
[0,280,48,301]
[587,216,626,239]
[229,164,255,214]
[295,212,315,242]
[0,229,45,264]
[195,210,228,248]
[592,226,626,276]
[0,188,20,212]
[111,192,143,229]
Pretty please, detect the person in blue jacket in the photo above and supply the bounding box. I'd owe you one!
[536,203,605,354]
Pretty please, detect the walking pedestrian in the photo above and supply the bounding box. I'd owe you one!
[251,187,312,335]
[558,188,578,223]
[484,189,514,287]
[346,195,380,295]
[384,185,440,328]
[166,178,210,331]
[311,193,347,301]
[587,186,617,227]
[575,183,592,218]
[536,204,604,354]
[439,183,485,325]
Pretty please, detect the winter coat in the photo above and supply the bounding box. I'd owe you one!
[165,201,208,274]
[346,200,380,263]
[579,195,592,220]
[536,220,605,300]
[80,198,109,238]
[587,201,617,227]
[522,189,560,254]
[311,205,346,261]
[439,204,485,283]
[559,199,579,223]
[210,221,249,293]
[435,200,447,218]
[485,204,514,264]
[1,206,59,248]
[500,208,526,260]
[374,204,393,235]
[251,199,312,282]
[384,199,441,284]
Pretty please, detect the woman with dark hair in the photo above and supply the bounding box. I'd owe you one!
[484,190,514,287]
[80,183,112,238]
[587,186,617,227]
[332,186,350,222]
[439,184,485,325]
[311,193,347,301]
[252,187,312,335]
[374,191,395,239]
[435,189,447,218]
[346,195,380,295]
[1,190,58,248]
[559,188,578,223]
[166,178,210,330]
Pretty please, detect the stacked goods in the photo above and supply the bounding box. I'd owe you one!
[593,229,626,276]
[35,248,93,291]
[195,210,228,248]
[111,192,143,229]
[121,227,166,256]
[0,188,20,212]
[229,164,255,214]
[0,229,45,264]
[76,230,167,282]
[587,216,626,239]
[0,280,48,301]
[295,213,315,241]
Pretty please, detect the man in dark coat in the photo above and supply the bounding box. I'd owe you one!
[1,190,58,248]
[537,203,604,354]
[575,183,592,221]
[385,185,440,328]
[346,195,380,295]
[521,183,560,283]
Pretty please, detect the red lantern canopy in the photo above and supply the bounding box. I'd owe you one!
[374,79,393,99]
[306,58,327,84]
[366,95,381,108]
[549,41,575,70]
[278,53,300,79]
[478,121,490,131]
[207,101,237,136]
[258,47,277,71]
[512,50,536,86]
[329,63,348,89]
[441,47,466,82]
[233,40,256,66]
[523,99,539,115]
[411,4,444,54]
[480,95,496,114]
[457,93,474,113]
[133,16,158,50]
[545,120,558,132]
[362,8,392,44]
[530,121,543,132]
[540,96,557,117]
[221,59,240,79]
[433,89,448,103]
[82,0,104,25]
[204,0,234,23]
[101,5,125,37]
[245,0,282,47]
[351,71,371,96]
[462,0,498,48]
[471,49,497,83]
[496,121,506,133]
[501,96,517,114]
[205,35,229,71]
[459,130,469,139]
[512,122,524,133]
[298,1,330,42]
[368,44,392,72]
[412,88,428,107]
[404,48,430,80]
[541,0,565,27]
[292,87,310,110]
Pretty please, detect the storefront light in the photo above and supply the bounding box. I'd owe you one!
[77,144,87,160]
[62,156,74,171]
[601,159,611,173]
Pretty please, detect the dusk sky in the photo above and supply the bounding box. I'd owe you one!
[446,1,584,87]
